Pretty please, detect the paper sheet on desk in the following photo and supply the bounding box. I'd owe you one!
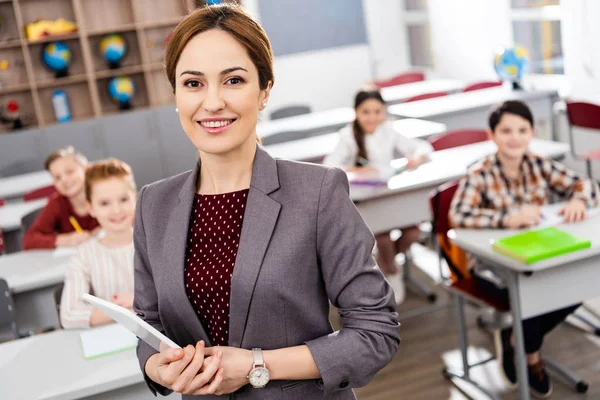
[537,203,600,228]
[80,324,138,360]
[52,247,77,258]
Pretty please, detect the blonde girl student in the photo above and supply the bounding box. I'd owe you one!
[60,158,137,329]
[23,146,99,249]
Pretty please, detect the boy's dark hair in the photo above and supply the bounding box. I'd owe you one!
[488,100,534,132]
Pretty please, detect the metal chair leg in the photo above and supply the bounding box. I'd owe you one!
[442,294,501,400]
[544,358,589,394]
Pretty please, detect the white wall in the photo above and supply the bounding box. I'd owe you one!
[244,0,410,117]
[428,0,511,82]
[558,0,600,177]
[363,0,411,81]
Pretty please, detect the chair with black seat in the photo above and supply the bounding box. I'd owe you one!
[21,207,44,238]
[269,105,311,120]
[563,101,600,179]
[429,182,589,398]
[0,278,20,339]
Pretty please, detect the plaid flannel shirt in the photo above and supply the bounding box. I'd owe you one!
[449,153,600,229]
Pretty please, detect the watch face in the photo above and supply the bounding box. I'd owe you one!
[249,367,270,387]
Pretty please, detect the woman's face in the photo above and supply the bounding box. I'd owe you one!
[175,29,270,156]
[355,98,386,134]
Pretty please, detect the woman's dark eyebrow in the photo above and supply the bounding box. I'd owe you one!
[180,67,248,77]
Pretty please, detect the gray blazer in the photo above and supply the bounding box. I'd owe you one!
[133,146,400,399]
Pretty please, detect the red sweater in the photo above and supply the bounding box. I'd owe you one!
[22,193,99,250]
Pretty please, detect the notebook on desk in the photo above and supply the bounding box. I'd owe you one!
[492,227,591,264]
[80,324,138,360]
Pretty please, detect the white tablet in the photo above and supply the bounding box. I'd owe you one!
[83,293,181,351]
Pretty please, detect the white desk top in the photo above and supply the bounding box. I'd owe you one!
[350,138,570,202]
[0,198,47,231]
[380,79,466,104]
[387,87,558,119]
[264,119,447,161]
[0,249,74,293]
[0,328,144,400]
[0,170,53,201]
[451,211,600,273]
[257,107,355,138]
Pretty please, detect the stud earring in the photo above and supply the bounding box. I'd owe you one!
[262,102,267,108]
[175,108,179,113]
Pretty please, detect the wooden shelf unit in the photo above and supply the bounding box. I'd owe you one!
[0,0,236,133]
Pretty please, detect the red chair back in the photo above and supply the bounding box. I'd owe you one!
[463,81,503,92]
[565,101,600,130]
[404,91,449,103]
[428,129,489,151]
[0,198,4,207]
[429,181,459,237]
[23,185,57,202]
[374,72,425,88]
[0,228,5,255]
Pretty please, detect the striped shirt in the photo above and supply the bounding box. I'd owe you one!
[60,238,134,329]
[449,153,600,229]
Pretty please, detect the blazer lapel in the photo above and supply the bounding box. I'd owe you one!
[228,146,281,347]
[163,160,212,345]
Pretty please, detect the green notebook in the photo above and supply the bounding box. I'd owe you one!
[492,227,591,264]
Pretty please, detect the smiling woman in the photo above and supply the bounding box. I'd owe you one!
[132,5,400,400]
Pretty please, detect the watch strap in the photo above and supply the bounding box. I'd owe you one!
[252,348,264,367]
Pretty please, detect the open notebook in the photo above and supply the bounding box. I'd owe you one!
[80,324,138,360]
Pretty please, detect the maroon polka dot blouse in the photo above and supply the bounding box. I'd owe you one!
[184,188,249,346]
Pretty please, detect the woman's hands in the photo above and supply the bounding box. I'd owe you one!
[204,346,253,394]
[145,341,224,395]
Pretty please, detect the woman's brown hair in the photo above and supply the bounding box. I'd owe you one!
[165,4,274,93]
[85,158,136,202]
[352,89,386,166]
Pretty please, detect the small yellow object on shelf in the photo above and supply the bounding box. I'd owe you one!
[26,18,78,41]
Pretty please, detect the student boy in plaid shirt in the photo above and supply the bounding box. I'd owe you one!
[450,100,599,398]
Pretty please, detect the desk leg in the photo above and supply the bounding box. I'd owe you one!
[506,270,530,400]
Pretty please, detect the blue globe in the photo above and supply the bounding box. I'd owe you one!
[100,34,127,68]
[108,76,135,109]
[42,42,72,75]
[494,45,530,83]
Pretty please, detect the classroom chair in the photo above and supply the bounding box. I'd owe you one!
[269,105,311,120]
[0,198,5,207]
[463,81,503,92]
[20,207,43,237]
[428,129,489,151]
[0,228,5,255]
[374,71,425,88]
[404,91,449,103]
[23,185,56,202]
[429,182,589,399]
[0,278,20,339]
[563,101,600,179]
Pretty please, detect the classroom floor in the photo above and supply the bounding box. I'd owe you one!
[340,247,600,400]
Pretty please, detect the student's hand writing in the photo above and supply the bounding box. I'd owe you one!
[504,205,543,228]
[559,199,586,223]
[203,346,253,395]
[112,292,135,311]
[56,231,91,247]
[145,341,224,395]
[406,154,428,170]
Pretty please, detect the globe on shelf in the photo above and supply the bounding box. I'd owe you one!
[494,45,530,90]
[100,34,127,69]
[108,75,135,110]
[42,41,72,78]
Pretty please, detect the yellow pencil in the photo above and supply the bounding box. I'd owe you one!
[69,216,83,233]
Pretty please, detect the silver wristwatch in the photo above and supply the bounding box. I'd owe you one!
[247,348,270,388]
